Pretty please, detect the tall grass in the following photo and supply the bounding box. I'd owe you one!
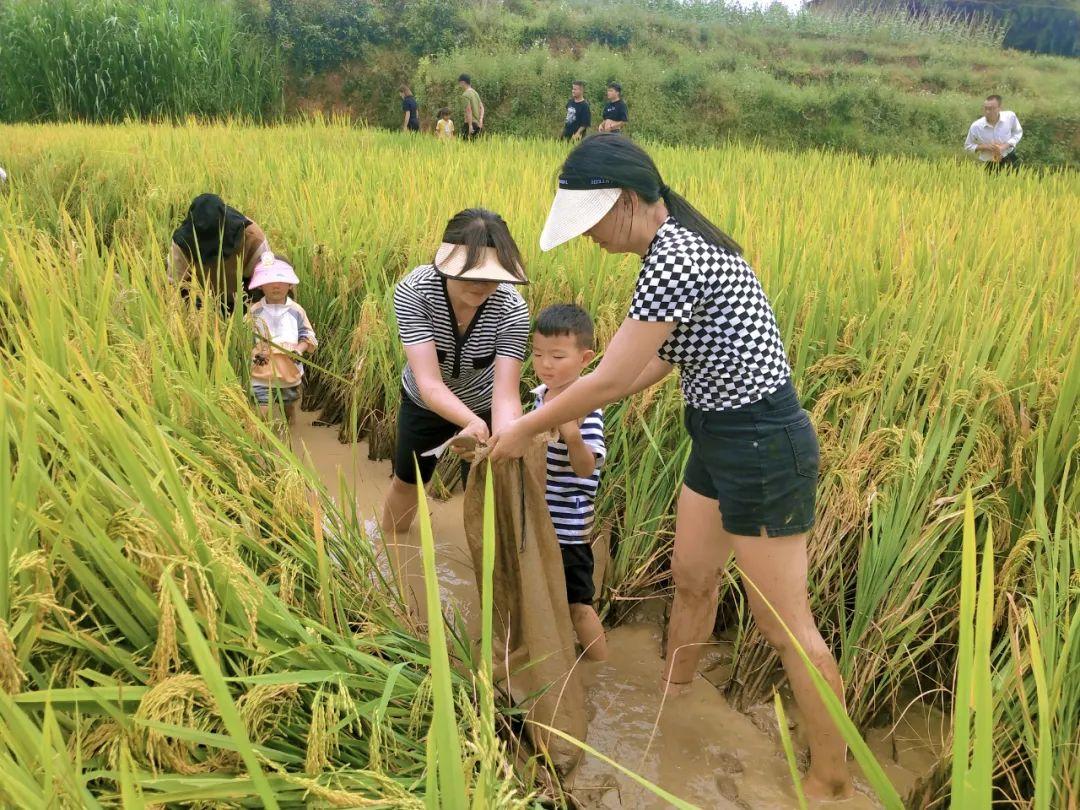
[1,121,1078,805]
[0,0,282,122]
[0,209,532,804]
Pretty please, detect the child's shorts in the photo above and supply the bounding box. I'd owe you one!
[560,543,595,606]
[252,383,301,406]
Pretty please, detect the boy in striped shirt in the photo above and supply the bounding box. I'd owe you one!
[532,305,608,661]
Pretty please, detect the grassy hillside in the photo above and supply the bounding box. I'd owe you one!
[280,0,1080,165]
[0,0,1078,164]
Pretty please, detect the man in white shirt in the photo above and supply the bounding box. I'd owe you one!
[965,95,1023,170]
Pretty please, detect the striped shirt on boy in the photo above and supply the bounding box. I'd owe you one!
[533,385,606,545]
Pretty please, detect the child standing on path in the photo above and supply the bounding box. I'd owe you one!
[435,107,455,139]
[248,252,317,424]
[532,305,608,661]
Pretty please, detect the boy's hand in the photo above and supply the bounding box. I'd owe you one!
[558,420,581,443]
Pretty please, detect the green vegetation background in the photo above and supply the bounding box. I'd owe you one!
[1,0,1078,165]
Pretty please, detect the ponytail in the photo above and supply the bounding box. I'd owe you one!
[659,185,742,255]
[562,134,742,256]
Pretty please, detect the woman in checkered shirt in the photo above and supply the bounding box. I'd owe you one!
[490,134,853,801]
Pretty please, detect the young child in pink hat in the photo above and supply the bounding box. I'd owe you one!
[247,252,318,423]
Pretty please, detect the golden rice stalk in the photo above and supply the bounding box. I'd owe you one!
[133,674,237,775]
[149,571,181,684]
[236,682,301,744]
[0,617,25,694]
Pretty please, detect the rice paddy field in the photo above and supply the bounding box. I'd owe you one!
[0,121,1078,807]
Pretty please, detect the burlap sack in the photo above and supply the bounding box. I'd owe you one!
[463,440,587,776]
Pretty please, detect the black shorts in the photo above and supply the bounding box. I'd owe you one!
[560,543,595,605]
[683,380,819,538]
[393,391,490,485]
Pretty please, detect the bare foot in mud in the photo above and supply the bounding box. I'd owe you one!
[658,676,694,698]
[802,773,856,803]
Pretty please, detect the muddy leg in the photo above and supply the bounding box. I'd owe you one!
[570,603,607,661]
[378,476,423,604]
[381,475,419,536]
[662,486,732,687]
[732,531,853,800]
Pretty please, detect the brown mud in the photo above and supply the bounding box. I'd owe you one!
[293,412,943,809]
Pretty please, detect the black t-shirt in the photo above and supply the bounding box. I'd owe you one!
[402,95,419,130]
[562,99,591,138]
[603,99,629,123]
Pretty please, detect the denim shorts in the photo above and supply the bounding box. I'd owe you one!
[683,380,819,538]
[251,383,301,406]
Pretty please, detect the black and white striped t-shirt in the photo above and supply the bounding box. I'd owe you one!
[534,385,606,545]
[394,265,529,412]
[628,218,791,411]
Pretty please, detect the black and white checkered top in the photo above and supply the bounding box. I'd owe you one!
[628,217,791,411]
[394,265,529,412]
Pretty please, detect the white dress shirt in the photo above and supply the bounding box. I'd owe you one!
[965,112,1023,161]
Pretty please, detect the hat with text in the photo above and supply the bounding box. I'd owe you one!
[538,173,623,251]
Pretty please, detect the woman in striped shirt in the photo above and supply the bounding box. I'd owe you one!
[381,209,530,535]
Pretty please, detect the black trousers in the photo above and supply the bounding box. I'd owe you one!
[986,152,1020,172]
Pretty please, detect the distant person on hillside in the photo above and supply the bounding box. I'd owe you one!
[598,83,628,133]
[459,74,485,140]
[965,95,1022,170]
[436,107,455,140]
[562,81,591,141]
[169,193,269,314]
[400,85,420,133]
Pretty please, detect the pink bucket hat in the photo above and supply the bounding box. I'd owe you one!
[248,252,300,289]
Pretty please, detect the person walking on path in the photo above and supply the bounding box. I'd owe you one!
[400,85,420,133]
[459,74,485,140]
[598,83,628,133]
[381,208,529,536]
[168,193,269,313]
[965,94,1022,170]
[562,81,591,141]
[488,133,854,801]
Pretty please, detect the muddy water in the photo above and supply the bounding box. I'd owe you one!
[292,413,942,809]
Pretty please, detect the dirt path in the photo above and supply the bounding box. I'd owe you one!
[293,413,941,809]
